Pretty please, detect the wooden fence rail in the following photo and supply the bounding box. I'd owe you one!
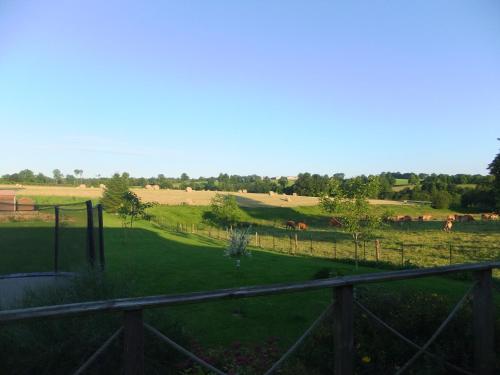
[0,262,499,374]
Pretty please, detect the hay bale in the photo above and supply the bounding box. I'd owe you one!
[269,191,275,196]
[78,184,86,189]
[152,185,160,190]
[286,196,293,202]
[242,189,248,194]
[186,187,193,192]
[292,193,297,197]
[238,189,243,193]
[145,184,152,190]
[99,184,106,189]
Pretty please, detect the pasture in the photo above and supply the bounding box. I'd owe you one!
[3,183,405,207]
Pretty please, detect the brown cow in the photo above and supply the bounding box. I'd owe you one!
[297,222,308,231]
[443,220,453,232]
[285,220,296,230]
[446,215,455,222]
[456,214,474,222]
[329,217,343,227]
[482,213,499,221]
[400,215,412,222]
[418,215,432,222]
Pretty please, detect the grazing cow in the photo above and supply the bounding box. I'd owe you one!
[443,220,453,232]
[329,217,343,228]
[482,213,499,221]
[418,215,432,222]
[297,222,308,231]
[285,220,296,230]
[456,214,474,222]
[399,215,412,222]
[446,215,455,222]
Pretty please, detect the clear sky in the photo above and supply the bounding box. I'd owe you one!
[1,1,499,178]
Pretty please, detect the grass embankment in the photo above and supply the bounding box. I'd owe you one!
[148,204,500,268]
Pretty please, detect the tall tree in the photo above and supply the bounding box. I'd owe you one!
[488,138,500,209]
[52,169,63,184]
[101,173,130,212]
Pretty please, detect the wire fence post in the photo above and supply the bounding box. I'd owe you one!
[375,239,380,262]
[309,234,313,254]
[86,200,95,269]
[333,285,354,375]
[97,204,105,271]
[473,269,494,375]
[54,206,59,273]
[272,234,275,251]
[123,309,144,375]
[294,233,298,254]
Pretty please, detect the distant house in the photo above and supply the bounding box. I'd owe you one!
[287,176,298,181]
[0,190,16,211]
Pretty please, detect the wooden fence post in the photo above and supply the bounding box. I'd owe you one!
[272,234,275,251]
[86,200,95,268]
[255,232,258,247]
[123,310,144,375]
[333,238,337,259]
[400,243,404,268]
[375,239,380,262]
[54,206,59,273]
[294,233,298,253]
[309,234,313,254]
[333,285,354,375]
[97,204,105,271]
[473,269,494,375]
[449,243,452,265]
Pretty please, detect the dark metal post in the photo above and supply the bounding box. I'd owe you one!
[123,310,144,375]
[97,204,105,271]
[86,200,95,268]
[54,206,59,273]
[473,269,494,375]
[333,285,354,375]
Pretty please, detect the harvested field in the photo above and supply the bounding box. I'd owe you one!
[0,184,405,207]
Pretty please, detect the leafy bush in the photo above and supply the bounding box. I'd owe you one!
[431,190,451,209]
[209,193,244,226]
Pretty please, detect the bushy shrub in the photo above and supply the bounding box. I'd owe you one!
[209,193,244,226]
[431,190,451,209]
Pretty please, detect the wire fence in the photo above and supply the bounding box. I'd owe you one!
[0,201,104,275]
[150,217,500,270]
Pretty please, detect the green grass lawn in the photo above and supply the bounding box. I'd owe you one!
[1,210,498,349]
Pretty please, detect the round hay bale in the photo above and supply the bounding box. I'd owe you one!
[78,184,86,189]
[292,193,298,197]
[186,187,193,193]
[145,184,152,190]
[242,189,248,194]
[269,191,275,196]
[152,185,160,190]
[286,196,292,202]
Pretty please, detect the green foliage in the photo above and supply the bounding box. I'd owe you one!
[210,193,243,226]
[118,191,156,227]
[431,190,451,209]
[101,173,130,213]
[488,139,500,209]
[320,177,382,266]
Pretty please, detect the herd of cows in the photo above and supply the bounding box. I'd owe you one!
[283,212,499,233]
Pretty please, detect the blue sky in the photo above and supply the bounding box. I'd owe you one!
[1,1,499,178]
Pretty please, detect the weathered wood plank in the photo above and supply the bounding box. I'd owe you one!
[473,269,495,375]
[123,310,144,375]
[334,285,354,375]
[0,262,498,324]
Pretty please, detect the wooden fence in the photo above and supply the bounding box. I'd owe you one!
[151,218,500,269]
[0,262,498,374]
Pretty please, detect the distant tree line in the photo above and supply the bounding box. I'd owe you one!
[2,142,499,211]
